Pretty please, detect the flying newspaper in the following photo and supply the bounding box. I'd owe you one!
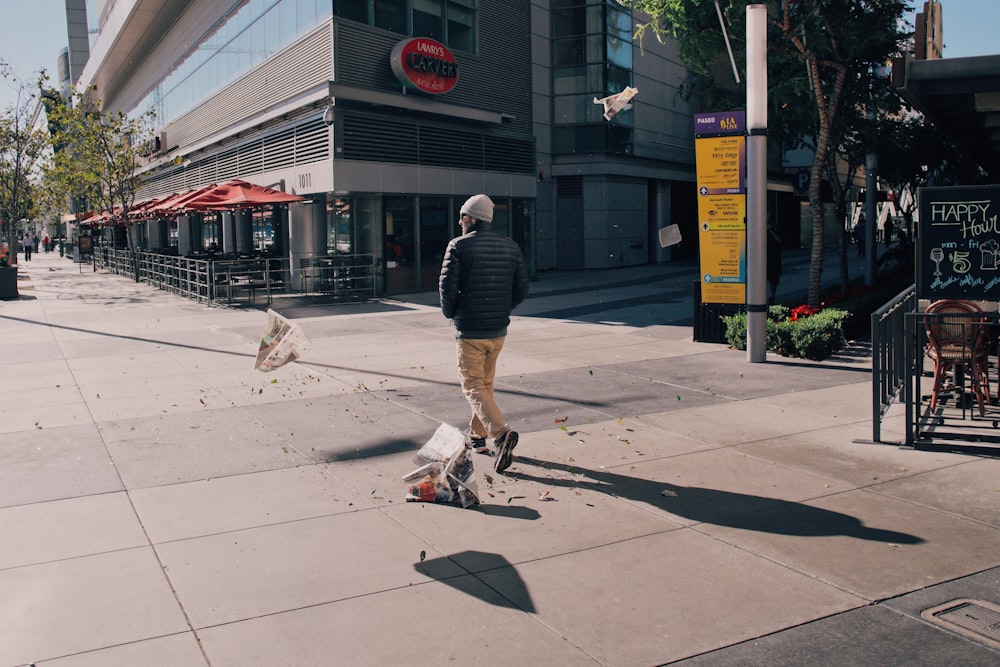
[254,309,309,371]
[594,86,638,121]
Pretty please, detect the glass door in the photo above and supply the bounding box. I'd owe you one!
[419,197,452,289]
[384,196,415,292]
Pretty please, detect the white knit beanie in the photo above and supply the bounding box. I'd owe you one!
[461,194,494,223]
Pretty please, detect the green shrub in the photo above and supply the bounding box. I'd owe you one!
[720,307,849,361]
[721,312,748,349]
[767,319,798,357]
[789,308,849,360]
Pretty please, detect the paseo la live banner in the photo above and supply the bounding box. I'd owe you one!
[695,112,746,304]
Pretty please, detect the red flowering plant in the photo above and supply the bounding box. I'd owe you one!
[788,304,820,322]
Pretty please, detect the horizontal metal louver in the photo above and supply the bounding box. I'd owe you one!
[238,141,264,176]
[419,129,484,170]
[215,149,239,179]
[139,114,330,200]
[484,136,535,173]
[558,175,584,196]
[343,115,419,163]
[294,120,329,163]
[340,113,534,174]
[263,127,298,171]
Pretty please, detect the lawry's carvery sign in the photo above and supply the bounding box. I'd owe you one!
[390,38,458,94]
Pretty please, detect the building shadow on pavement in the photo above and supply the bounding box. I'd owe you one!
[512,457,924,544]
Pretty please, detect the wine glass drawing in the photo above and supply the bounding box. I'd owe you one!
[930,247,945,277]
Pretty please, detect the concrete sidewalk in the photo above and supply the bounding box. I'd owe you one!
[2,250,999,666]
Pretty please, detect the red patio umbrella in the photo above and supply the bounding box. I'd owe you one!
[128,198,163,221]
[146,184,219,216]
[184,179,306,210]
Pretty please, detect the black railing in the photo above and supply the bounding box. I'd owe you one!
[870,284,916,443]
[903,309,1000,448]
[95,248,376,306]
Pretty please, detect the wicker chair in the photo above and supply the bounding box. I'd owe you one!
[924,299,991,415]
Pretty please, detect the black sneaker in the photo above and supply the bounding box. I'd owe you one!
[466,436,488,454]
[493,430,519,473]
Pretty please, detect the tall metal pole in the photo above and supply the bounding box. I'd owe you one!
[864,125,878,285]
[746,4,768,363]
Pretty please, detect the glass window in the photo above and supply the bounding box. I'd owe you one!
[419,197,450,289]
[278,0,297,44]
[607,64,631,92]
[328,197,354,254]
[202,214,221,249]
[414,0,443,40]
[384,196,415,292]
[297,0,320,28]
[446,2,475,52]
[607,5,631,40]
[554,94,603,124]
[553,63,605,94]
[333,1,476,51]
[335,1,370,23]
[511,198,534,275]
[252,209,275,252]
[491,198,510,237]
[607,34,632,69]
[375,0,408,33]
[552,6,588,36]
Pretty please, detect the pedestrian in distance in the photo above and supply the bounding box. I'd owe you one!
[33,233,40,255]
[43,234,50,252]
[854,216,866,257]
[439,194,529,474]
[766,213,782,306]
[22,232,32,261]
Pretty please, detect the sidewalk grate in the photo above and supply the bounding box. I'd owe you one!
[921,599,1000,649]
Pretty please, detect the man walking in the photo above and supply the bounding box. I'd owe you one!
[22,231,32,261]
[439,194,529,474]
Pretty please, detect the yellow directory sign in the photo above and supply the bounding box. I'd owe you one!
[695,112,746,304]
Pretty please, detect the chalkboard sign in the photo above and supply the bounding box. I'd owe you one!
[78,235,93,255]
[918,185,1000,300]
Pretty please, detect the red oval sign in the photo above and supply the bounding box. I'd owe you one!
[390,38,458,95]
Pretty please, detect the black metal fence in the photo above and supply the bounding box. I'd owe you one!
[870,284,916,443]
[94,249,375,306]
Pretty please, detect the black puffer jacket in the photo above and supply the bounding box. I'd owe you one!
[439,223,529,338]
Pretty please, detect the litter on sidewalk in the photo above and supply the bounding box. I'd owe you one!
[254,309,309,371]
[403,423,479,508]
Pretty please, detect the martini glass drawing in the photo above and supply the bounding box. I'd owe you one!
[930,247,945,276]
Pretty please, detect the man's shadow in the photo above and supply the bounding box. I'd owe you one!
[512,456,923,544]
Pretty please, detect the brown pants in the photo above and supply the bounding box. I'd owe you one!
[457,337,508,440]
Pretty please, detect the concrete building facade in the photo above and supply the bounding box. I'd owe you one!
[70,0,722,295]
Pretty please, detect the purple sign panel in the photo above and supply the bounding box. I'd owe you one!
[694,111,746,137]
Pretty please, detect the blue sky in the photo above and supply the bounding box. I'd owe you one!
[0,0,996,112]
